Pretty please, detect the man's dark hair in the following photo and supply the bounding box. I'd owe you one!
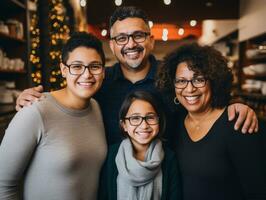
[119,90,166,139]
[156,43,233,108]
[61,32,105,66]
[109,6,149,29]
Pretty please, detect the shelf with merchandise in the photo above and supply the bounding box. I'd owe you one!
[0,0,31,91]
[238,33,266,120]
[0,32,26,44]
[0,69,26,74]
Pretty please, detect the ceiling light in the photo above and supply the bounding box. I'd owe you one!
[163,0,171,5]
[115,0,122,6]
[190,20,197,27]
[148,21,154,28]
[162,35,168,41]
[206,1,213,7]
[80,0,86,7]
[101,29,107,36]
[178,28,184,35]
[163,28,168,35]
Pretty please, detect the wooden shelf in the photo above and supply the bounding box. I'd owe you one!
[243,74,266,81]
[259,116,266,121]
[246,55,266,60]
[0,104,16,117]
[0,0,27,13]
[238,34,266,121]
[237,92,266,100]
[0,69,26,74]
[10,0,26,9]
[248,33,266,44]
[0,0,26,10]
[0,32,26,44]
[1,0,31,90]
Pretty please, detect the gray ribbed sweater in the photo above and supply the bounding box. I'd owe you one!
[0,93,107,200]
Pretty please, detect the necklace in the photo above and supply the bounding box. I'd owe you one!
[185,110,213,130]
[185,108,225,141]
[185,115,207,132]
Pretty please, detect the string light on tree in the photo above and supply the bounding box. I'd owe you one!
[29,0,70,89]
[29,0,42,85]
[49,0,70,90]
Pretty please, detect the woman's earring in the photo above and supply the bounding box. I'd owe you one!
[174,97,180,105]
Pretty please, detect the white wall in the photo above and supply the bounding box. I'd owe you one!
[199,0,266,44]
[239,0,266,41]
[199,20,238,45]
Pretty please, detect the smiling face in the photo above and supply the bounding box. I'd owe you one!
[121,99,159,149]
[175,62,212,114]
[109,17,154,71]
[60,47,105,100]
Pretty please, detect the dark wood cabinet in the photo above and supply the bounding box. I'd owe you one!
[238,33,266,121]
[213,31,266,121]
[0,0,31,90]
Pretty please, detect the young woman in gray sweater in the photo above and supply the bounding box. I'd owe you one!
[0,32,107,200]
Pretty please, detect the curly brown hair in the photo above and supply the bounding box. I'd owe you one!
[156,43,233,109]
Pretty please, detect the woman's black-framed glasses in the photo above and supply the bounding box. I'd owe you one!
[111,31,150,45]
[174,77,207,89]
[124,114,159,126]
[64,62,104,75]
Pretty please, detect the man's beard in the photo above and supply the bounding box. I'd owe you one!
[126,59,143,69]
[121,45,145,69]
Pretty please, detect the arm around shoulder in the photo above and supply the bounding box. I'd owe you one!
[15,85,44,111]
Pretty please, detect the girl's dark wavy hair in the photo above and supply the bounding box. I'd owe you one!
[156,43,233,109]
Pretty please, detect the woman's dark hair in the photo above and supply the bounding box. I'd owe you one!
[119,90,166,139]
[109,6,149,29]
[61,32,105,66]
[156,43,233,108]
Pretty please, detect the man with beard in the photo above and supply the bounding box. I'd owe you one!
[16,6,258,145]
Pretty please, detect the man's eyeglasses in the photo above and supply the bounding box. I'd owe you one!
[174,77,207,89]
[64,62,104,75]
[111,31,150,45]
[124,114,159,126]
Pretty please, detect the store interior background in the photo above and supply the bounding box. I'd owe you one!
[0,0,266,140]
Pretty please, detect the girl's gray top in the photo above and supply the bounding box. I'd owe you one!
[0,93,107,200]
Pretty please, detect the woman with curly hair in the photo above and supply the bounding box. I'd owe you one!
[157,43,266,200]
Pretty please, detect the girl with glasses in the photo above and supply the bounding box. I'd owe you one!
[99,90,181,200]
